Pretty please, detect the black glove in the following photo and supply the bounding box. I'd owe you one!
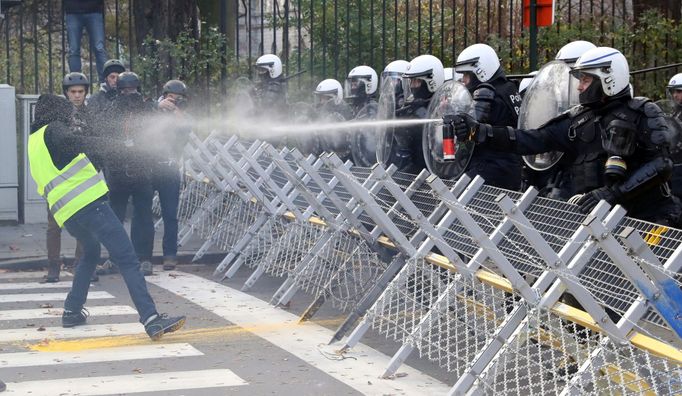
[576,186,621,213]
[452,113,480,142]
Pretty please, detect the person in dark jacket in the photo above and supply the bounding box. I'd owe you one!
[153,80,192,270]
[27,93,185,339]
[101,71,157,276]
[88,59,125,117]
[64,0,108,82]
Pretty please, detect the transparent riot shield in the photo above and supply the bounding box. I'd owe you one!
[229,76,256,119]
[422,80,475,179]
[376,76,399,165]
[288,101,322,155]
[351,101,379,166]
[318,107,353,159]
[520,61,578,171]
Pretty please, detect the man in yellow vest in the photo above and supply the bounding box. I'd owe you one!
[27,94,185,340]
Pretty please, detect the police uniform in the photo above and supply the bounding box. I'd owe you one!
[475,95,680,225]
[464,71,524,190]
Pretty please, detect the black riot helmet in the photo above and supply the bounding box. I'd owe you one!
[62,72,90,95]
[116,71,141,92]
[103,59,126,78]
[162,80,188,97]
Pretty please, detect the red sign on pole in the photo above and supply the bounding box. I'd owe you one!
[523,0,555,27]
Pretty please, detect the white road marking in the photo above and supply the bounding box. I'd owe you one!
[148,272,451,395]
[3,368,247,395]
[0,305,137,321]
[0,271,73,280]
[0,343,203,368]
[0,281,77,290]
[0,291,112,303]
[0,323,144,342]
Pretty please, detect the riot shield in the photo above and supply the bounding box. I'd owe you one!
[288,101,322,155]
[351,101,379,166]
[422,80,475,179]
[375,76,399,165]
[318,106,353,159]
[519,61,578,171]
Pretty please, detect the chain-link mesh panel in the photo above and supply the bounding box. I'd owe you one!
[213,198,264,251]
[367,257,453,343]
[410,273,516,375]
[292,233,387,312]
[240,216,291,269]
[177,180,216,226]
[260,222,327,278]
[476,306,682,395]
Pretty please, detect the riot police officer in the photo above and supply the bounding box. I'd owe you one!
[667,73,682,118]
[665,73,682,201]
[524,40,598,199]
[450,47,680,225]
[345,65,379,115]
[313,78,354,160]
[454,43,523,190]
[390,54,445,173]
[253,54,287,116]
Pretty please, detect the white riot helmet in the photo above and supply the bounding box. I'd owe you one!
[345,65,378,98]
[555,40,597,67]
[382,60,410,78]
[403,54,444,99]
[519,70,539,96]
[455,43,500,84]
[314,78,344,106]
[667,73,682,94]
[570,47,630,105]
[255,54,283,79]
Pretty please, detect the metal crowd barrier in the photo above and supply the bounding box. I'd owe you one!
[171,131,682,395]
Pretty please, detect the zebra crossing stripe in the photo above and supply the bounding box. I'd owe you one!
[0,291,113,303]
[0,343,203,368]
[0,281,76,290]
[0,323,143,343]
[0,305,137,321]
[2,368,247,395]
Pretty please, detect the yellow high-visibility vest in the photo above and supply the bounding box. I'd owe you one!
[27,125,109,226]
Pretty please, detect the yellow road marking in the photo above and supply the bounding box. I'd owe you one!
[27,317,345,352]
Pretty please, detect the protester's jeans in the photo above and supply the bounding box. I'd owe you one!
[152,166,181,257]
[63,199,157,323]
[109,181,155,261]
[66,12,107,82]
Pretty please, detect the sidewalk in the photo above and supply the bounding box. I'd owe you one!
[0,221,220,268]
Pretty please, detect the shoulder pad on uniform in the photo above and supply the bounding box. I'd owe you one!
[641,100,666,118]
[627,97,651,112]
[473,84,495,100]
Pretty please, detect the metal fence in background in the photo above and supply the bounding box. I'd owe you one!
[1,0,680,101]
[169,130,682,394]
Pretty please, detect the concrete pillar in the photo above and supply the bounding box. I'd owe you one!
[0,85,18,223]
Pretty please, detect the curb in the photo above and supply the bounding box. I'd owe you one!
[0,252,225,271]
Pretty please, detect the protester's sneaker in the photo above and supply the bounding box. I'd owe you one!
[162,256,178,271]
[96,259,119,275]
[62,308,89,328]
[140,261,154,276]
[144,313,186,340]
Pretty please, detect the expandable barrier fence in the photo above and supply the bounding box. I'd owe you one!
[172,131,682,395]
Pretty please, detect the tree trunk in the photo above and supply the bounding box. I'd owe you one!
[633,0,681,22]
[132,0,200,52]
